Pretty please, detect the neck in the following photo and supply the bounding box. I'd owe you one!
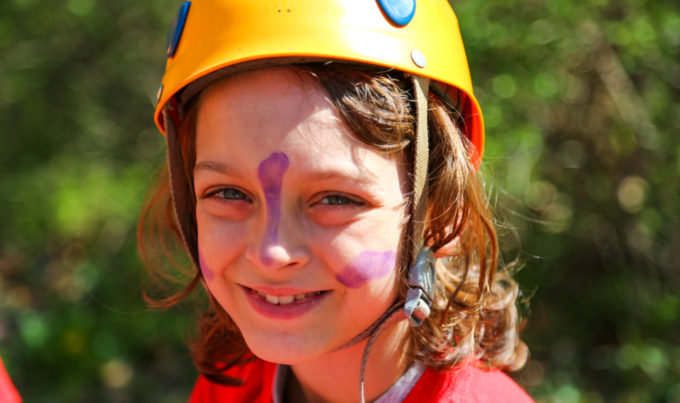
[287,319,411,403]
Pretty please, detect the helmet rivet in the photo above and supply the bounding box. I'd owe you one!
[156,84,164,106]
[411,49,426,68]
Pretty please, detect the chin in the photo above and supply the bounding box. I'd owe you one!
[242,329,333,365]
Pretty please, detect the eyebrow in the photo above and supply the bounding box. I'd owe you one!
[305,167,380,188]
[194,160,246,177]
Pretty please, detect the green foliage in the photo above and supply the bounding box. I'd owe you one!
[455,0,680,401]
[0,1,194,401]
[0,0,678,401]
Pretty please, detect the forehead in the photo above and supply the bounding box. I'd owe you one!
[198,66,323,115]
[197,66,317,116]
[195,67,375,160]
[192,67,408,189]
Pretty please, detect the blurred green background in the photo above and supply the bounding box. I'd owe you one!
[0,0,678,401]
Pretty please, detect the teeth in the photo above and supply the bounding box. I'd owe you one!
[255,290,322,305]
[265,294,279,304]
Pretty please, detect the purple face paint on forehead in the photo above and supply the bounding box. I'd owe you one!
[258,152,289,195]
[257,152,290,264]
[198,249,215,281]
[336,250,397,288]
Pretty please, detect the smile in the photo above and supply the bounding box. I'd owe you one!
[254,290,325,305]
[241,286,331,319]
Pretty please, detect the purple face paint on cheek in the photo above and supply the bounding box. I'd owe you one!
[336,250,397,288]
[257,152,290,263]
[198,250,215,281]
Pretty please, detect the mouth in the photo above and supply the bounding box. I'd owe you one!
[252,289,327,305]
[241,285,330,305]
[240,285,331,319]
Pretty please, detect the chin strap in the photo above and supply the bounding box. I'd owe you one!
[403,247,436,326]
[403,73,435,326]
[352,75,434,403]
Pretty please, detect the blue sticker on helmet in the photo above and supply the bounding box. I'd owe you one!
[377,0,415,26]
[166,1,191,57]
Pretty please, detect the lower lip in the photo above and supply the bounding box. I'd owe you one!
[242,287,329,320]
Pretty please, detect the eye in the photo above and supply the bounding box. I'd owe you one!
[318,194,362,206]
[206,187,252,202]
[309,192,369,226]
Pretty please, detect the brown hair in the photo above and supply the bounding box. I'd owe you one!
[138,63,528,384]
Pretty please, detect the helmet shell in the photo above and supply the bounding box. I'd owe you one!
[154,0,485,166]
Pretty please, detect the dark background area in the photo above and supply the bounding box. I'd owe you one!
[1,0,678,401]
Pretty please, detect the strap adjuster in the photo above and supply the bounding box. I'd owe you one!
[403,247,435,326]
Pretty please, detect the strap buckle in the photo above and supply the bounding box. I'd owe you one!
[403,247,435,326]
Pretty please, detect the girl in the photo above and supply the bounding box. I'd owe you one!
[140,0,532,401]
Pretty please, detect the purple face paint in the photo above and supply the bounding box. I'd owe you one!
[198,250,215,281]
[257,152,290,264]
[336,250,397,288]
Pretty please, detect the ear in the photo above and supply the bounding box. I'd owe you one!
[431,235,461,258]
[427,206,467,258]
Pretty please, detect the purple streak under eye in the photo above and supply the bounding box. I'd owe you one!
[336,250,397,288]
[198,249,215,281]
[257,152,290,264]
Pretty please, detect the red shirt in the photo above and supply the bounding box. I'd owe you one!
[189,358,533,402]
[0,358,21,403]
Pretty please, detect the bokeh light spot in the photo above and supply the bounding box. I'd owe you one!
[67,0,94,16]
[492,74,517,99]
[20,314,47,348]
[617,176,648,213]
[100,359,134,389]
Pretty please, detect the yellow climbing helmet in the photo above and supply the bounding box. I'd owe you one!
[154,0,485,166]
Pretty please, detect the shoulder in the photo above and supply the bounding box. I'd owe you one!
[404,359,533,403]
[189,359,278,403]
[0,358,21,403]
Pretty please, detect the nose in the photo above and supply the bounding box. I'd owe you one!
[245,203,310,271]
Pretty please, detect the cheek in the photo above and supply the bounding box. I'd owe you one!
[196,216,246,280]
[336,250,397,288]
[198,249,215,281]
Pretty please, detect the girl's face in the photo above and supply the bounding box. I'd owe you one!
[193,67,408,365]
